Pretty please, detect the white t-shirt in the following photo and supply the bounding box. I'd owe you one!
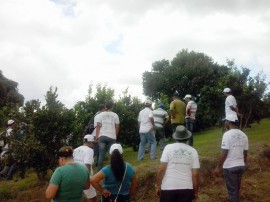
[185,100,197,120]
[225,95,238,120]
[160,143,200,190]
[138,107,154,133]
[221,129,249,169]
[73,145,96,198]
[73,145,94,176]
[97,111,120,139]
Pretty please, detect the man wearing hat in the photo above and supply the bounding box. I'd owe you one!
[184,94,197,146]
[156,125,200,202]
[214,114,248,202]
[223,88,240,121]
[153,103,169,151]
[73,134,97,202]
[137,99,157,161]
[170,91,186,133]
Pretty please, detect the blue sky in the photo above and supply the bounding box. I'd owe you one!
[0,0,269,108]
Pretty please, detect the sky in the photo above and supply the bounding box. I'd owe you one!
[0,0,270,108]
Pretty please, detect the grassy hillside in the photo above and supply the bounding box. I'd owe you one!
[1,118,270,202]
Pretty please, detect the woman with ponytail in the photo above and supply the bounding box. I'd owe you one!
[91,144,137,202]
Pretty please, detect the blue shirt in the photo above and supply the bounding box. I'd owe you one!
[101,163,135,195]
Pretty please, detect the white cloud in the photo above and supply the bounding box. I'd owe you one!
[0,0,269,109]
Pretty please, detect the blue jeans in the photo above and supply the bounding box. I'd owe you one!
[98,136,116,171]
[223,166,245,202]
[185,119,195,146]
[138,130,156,160]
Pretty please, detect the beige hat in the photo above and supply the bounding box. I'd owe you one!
[109,143,123,154]
[144,99,152,105]
[223,88,231,93]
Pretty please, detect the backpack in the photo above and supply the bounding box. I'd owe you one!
[85,111,101,135]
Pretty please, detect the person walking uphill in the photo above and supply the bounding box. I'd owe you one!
[223,87,240,121]
[156,125,200,202]
[184,94,197,146]
[214,114,248,202]
[91,144,137,202]
[137,99,157,161]
[170,91,186,133]
[96,100,120,171]
[45,146,90,202]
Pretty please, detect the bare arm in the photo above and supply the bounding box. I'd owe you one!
[244,150,248,164]
[91,171,111,198]
[214,149,228,176]
[156,163,167,197]
[192,168,200,200]
[129,174,137,196]
[45,184,59,200]
[115,123,120,138]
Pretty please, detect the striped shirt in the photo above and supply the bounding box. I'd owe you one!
[153,108,169,128]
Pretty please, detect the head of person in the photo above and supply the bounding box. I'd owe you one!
[98,104,105,112]
[83,134,95,147]
[105,100,114,110]
[158,103,165,110]
[172,125,192,143]
[7,119,15,127]
[224,114,239,129]
[172,91,180,100]
[109,143,125,181]
[184,94,192,102]
[57,146,73,166]
[223,87,232,96]
[144,99,152,108]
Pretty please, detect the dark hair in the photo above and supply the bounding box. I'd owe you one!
[105,100,114,110]
[98,104,105,111]
[110,149,125,181]
[57,146,73,158]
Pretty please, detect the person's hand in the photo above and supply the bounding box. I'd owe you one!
[156,187,161,198]
[101,189,111,198]
[214,166,221,177]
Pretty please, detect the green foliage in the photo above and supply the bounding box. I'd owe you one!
[142,49,270,130]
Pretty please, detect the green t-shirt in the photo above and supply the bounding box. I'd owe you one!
[50,163,89,202]
[170,99,186,124]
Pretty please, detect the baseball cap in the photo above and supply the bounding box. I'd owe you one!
[7,120,15,125]
[223,88,231,93]
[83,134,95,142]
[184,94,192,99]
[158,103,165,109]
[144,99,152,105]
[109,143,123,154]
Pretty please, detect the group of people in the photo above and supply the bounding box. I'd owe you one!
[46,142,137,202]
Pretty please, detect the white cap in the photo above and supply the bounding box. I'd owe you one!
[144,99,152,105]
[109,143,123,154]
[184,94,192,99]
[223,88,231,93]
[7,120,15,125]
[83,134,95,142]
[225,114,238,122]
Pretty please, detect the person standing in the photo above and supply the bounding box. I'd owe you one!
[92,104,106,167]
[73,134,97,202]
[214,114,249,202]
[96,100,120,171]
[0,119,16,178]
[223,88,240,121]
[156,125,200,202]
[137,99,156,161]
[153,103,169,151]
[184,94,197,146]
[170,91,186,133]
[45,146,89,202]
[91,144,137,202]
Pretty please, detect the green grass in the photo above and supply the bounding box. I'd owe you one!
[1,118,270,202]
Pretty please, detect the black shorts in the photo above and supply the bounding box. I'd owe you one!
[160,189,194,202]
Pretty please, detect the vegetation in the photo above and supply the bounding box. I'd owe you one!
[0,119,269,202]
